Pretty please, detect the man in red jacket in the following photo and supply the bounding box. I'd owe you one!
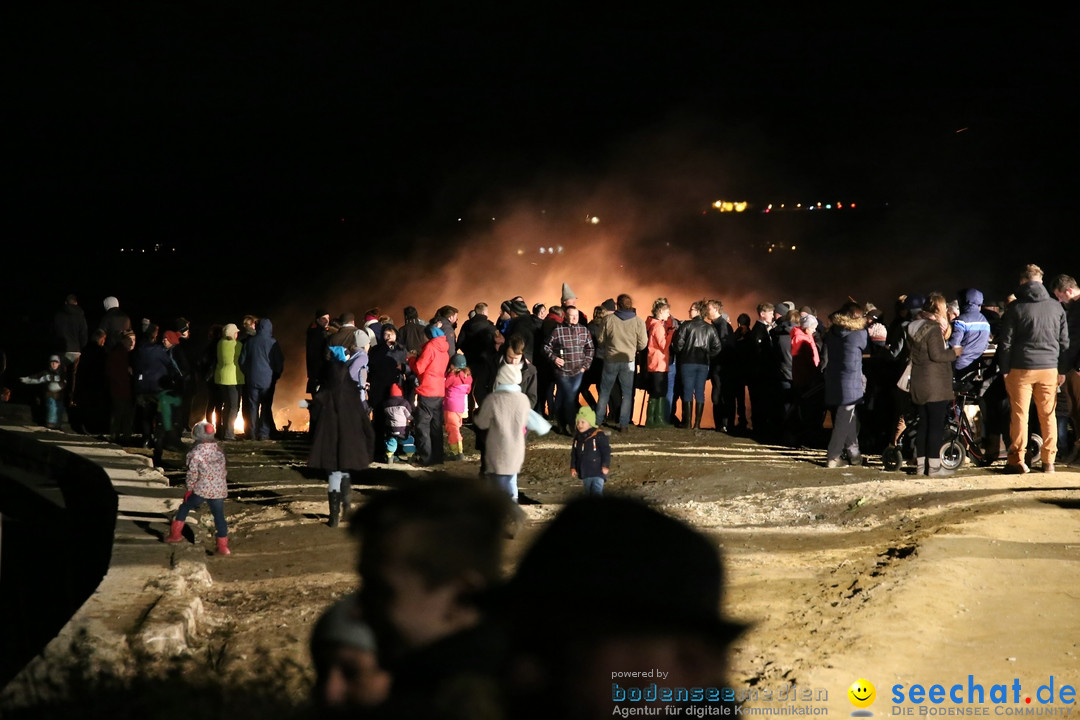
[408,325,450,466]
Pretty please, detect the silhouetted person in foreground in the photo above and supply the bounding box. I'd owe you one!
[351,476,509,719]
[493,495,745,719]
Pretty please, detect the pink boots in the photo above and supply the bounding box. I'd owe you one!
[165,520,185,543]
[215,537,231,556]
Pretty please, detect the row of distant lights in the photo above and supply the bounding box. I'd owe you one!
[119,245,176,253]
[712,201,857,213]
[764,202,856,212]
[516,246,566,255]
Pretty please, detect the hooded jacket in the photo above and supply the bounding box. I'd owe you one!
[998,282,1069,374]
[907,316,956,404]
[599,309,648,364]
[239,318,284,390]
[822,312,867,407]
[409,333,450,398]
[949,289,991,371]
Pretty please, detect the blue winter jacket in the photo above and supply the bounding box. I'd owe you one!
[239,318,284,390]
[950,288,991,371]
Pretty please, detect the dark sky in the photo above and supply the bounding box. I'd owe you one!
[4,6,1077,320]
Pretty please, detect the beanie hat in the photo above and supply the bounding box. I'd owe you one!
[310,593,377,654]
[561,282,577,305]
[601,298,616,312]
[164,330,181,346]
[174,318,190,333]
[328,345,348,363]
[775,302,794,317]
[509,299,530,316]
[495,363,522,387]
[867,322,887,341]
[575,406,596,428]
[192,421,216,443]
[354,328,374,349]
[103,296,119,311]
[389,383,403,397]
[49,354,61,363]
[450,354,467,369]
[904,294,926,312]
[222,323,239,340]
[426,325,445,339]
[315,308,329,319]
[799,314,819,331]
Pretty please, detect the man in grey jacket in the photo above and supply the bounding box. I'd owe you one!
[595,293,648,432]
[998,264,1069,473]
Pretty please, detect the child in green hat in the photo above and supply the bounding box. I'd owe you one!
[570,406,611,495]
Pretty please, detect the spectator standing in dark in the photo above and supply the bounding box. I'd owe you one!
[215,323,244,440]
[131,328,180,446]
[705,299,734,432]
[544,305,595,434]
[408,324,450,466]
[368,324,409,460]
[1051,274,1080,466]
[748,302,778,439]
[73,328,110,434]
[535,304,564,418]
[106,330,136,443]
[399,305,428,356]
[822,302,868,467]
[596,294,648,432]
[239,318,284,441]
[306,309,331,395]
[999,264,1069,473]
[52,294,87,403]
[458,302,497,414]
[431,305,460,360]
[504,298,536,362]
[673,301,720,430]
[309,358,375,527]
[906,293,957,476]
[98,296,131,351]
[170,318,199,432]
[730,313,753,433]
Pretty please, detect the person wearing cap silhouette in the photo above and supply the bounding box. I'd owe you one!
[309,593,391,715]
[495,495,744,719]
[351,477,509,719]
[307,309,332,395]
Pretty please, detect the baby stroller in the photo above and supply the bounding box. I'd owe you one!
[882,359,1041,472]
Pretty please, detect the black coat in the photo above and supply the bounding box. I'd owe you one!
[308,362,375,472]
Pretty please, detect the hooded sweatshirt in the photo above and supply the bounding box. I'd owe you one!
[998,281,1069,374]
[949,289,991,371]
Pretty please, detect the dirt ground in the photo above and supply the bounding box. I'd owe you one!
[11,421,1079,716]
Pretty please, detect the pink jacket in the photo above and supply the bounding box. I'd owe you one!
[444,370,473,413]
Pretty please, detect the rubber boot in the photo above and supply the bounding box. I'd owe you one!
[644,399,658,427]
[927,458,953,477]
[693,400,705,430]
[908,456,925,476]
[340,477,352,517]
[215,536,231,556]
[165,519,185,543]
[327,491,341,528]
[656,398,672,427]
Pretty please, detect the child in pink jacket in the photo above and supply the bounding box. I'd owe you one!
[444,354,473,461]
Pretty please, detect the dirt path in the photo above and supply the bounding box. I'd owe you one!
[9,425,1078,715]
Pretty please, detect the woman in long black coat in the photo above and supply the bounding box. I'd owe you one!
[309,359,375,527]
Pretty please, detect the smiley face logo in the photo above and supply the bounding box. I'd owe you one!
[848,678,877,709]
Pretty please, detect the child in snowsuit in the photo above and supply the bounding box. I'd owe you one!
[20,355,66,429]
[383,382,414,464]
[571,406,611,495]
[166,420,231,555]
[444,354,472,461]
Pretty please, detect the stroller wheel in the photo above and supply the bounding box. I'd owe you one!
[1024,434,1043,468]
[882,445,903,472]
[940,439,966,470]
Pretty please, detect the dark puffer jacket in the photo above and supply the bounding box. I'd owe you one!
[822,312,867,407]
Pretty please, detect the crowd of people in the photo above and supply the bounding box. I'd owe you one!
[7,262,1078,483]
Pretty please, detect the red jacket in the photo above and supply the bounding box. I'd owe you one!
[409,335,450,398]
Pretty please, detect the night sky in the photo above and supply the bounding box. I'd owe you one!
[5,7,1077,341]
